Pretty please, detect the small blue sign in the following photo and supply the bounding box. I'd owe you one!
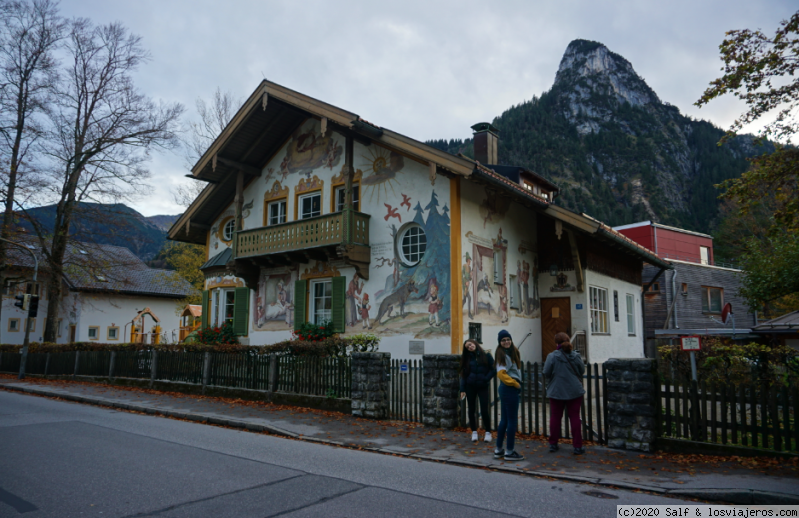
[575,304,583,310]
[400,363,409,373]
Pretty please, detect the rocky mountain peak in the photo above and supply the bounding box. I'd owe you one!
[553,39,661,135]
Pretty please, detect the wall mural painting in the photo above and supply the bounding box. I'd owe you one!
[359,145,405,203]
[275,121,343,181]
[254,269,297,331]
[206,275,245,290]
[464,229,508,326]
[210,208,235,250]
[479,190,511,228]
[515,255,541,318]
[357,190,450,338]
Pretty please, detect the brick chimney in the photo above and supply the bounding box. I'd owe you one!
[471,122,499,165]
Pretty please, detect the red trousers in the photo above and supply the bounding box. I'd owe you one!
[548,397,583,448]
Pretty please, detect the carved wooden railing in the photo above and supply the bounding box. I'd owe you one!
[234,212,370,259]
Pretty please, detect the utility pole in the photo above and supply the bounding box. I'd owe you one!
[0,237,39,379]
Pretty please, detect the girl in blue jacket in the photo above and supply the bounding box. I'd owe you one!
[459,339,495,442]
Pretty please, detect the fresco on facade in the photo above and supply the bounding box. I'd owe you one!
[463,229,508,326]
[275,121,343,180]
[514,255,541,318]
[254,269,297,331]
[479,190,510,228]
[359,145,405,203]
[356,190,450,338]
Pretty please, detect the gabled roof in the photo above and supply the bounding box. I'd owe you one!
[169,80,477,245]
[4,238,194,299]
[752,310,799,334]
[486,164,560,192]
[169,80,671,271]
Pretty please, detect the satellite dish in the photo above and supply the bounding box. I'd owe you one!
[721,303,732,324]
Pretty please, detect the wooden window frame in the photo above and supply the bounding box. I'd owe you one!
[8,318,20,332]
[107,326,120,341]
[87,326,100,340]
[396,223,427,267]
[701,286,724,314]
[295,190,322,220]
[589,286,609,334]
[681,283,688,296]
[331,183,360,213]
[216,215,235,243]
[309,278,333,325]
[265,198,288,226]
[626,293,635,335]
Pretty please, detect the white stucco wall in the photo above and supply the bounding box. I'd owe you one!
[74,294,183,343]
[582,269,645,362]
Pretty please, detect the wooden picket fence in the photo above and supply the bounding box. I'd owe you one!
[388,359,609,443]
[0,350,350,399]
[657,376,798,452]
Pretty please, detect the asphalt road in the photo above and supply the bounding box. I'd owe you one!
[0,390,695,517]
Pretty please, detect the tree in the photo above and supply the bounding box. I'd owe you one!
[172,87,238,208]
[161,241,204,306]
[31,19,183,342]
[698,11,799,312]
[0,0,62,328]
[696,11,799,232]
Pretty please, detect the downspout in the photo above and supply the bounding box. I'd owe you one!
[663,270,678,329]
[653,224,659,255]
[642,267,667,358]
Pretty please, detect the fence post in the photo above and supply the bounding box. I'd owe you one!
[108,351,116,380]
[150,350,157,387]
[73,351,80,379]
[605,358,657,452]
[202,351,211,394]
[351,352,390,419]
[268,354,278,392]
[44,353,50,377]
[422,354,460,428]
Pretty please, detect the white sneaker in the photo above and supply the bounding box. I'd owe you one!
[471,431,478,442]
[484,432,492,443]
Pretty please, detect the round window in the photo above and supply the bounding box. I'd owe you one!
[397,224,427,266]
[222,219,236,242]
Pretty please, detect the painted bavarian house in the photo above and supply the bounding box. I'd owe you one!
[168,81,671,363]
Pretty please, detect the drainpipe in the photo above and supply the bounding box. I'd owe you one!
[664,271,678,329]
[653,224,659,255]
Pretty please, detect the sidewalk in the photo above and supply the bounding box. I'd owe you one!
[2,375,797,505]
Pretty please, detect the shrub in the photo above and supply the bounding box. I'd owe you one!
[195,320,239,345]
[658,337,798,386]
[291,320,335,342]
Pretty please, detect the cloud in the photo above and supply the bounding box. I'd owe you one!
[58,0,796,216]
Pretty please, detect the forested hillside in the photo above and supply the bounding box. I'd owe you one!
[428,39,772,234]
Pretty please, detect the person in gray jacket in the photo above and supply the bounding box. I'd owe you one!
[543,332,586,454]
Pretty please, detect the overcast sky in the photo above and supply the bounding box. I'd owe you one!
[59,0,794,217]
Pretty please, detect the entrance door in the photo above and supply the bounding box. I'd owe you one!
[541,297,571,360]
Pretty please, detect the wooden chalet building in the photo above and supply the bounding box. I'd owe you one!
[613,221,758,353]
[168,81,670,362]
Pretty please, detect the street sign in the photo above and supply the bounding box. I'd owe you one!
[400,362,409,373]
[681,336,701,351]
[575,304,583,310]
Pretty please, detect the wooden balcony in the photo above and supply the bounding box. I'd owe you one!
[232,211,371,284]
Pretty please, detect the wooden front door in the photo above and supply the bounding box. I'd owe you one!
[541,297,571,360]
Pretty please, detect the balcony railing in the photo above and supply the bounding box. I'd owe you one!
[234,211,370,260]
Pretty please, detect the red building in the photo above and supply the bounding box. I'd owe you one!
[612,221,714,266]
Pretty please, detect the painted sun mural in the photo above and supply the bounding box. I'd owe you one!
[359,146,405,203]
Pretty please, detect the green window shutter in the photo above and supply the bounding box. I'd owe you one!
[233,287,250,336]
[201,290,209,329]
[331,276,346,333]
[293,280,307,331]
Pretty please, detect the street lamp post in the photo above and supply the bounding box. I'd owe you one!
[0,237,39,379]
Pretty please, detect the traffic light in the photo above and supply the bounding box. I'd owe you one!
[28,295,39,318]
[14,294,30,311]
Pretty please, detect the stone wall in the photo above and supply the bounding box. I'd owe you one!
[350,352,390,419]
[605,358,657,452]
[423,354,460,428]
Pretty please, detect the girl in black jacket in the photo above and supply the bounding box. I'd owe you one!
[459,339,495,442]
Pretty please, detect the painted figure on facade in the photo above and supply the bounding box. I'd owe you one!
[477,273,494,315]
[254,272,295,330]
[498,283,509,323]
[281,122,343,177]
[375,280,418,324]
[360,294,372,330]
[428,280,443,327]
[521,261,531,315]
[346,272,363,327]
[517,260,525,314]
[462,252,473,320]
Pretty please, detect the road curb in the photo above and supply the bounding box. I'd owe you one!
[3,382,798,505]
